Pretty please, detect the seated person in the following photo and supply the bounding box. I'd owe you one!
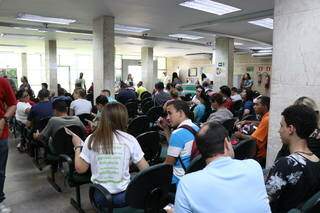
[157,100,199,188]
[191,85,203,106]
[15,90,32,151]
[136,81,147,99]
[100,89,117,103]
[234,96,270,167]
[116,82,137,105]
[153,82,171,107]
[207,93,233,124]
[241,88,255,118]
[231,87,242,102]
[173,123,271,213]
[265,105,320,212]
[65,102,149,207]
[193,89,210,124]
[220,86,233,111]
[70,88,92,116]
[51,87,72,104]
[33,100,85,142]
[27,89,53,128]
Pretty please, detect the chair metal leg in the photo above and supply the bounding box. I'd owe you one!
[47,164,62,192]
[70,186,85,213]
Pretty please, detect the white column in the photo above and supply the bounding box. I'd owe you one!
[45,40,57,95]
[141,47,155,91]
[267,0,320,167]
[93,16,115,100]
[21,52,28,77]
[215,37,234,87]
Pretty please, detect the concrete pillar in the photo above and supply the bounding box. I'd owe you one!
[267,0,320,167]
[215,37,234,87]
[21,53,27,77]
[141,47,155,91]
[93,16,115,100]
[45,40,57,95]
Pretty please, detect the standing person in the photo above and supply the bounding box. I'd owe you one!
[173,123,271,213]
[65,103,149,207]
[240,73,254,90]
[75,72,86,91]
[19,76,34,98]
[171,72,182,87]
[0,77,17,213]
[126,73,133,85]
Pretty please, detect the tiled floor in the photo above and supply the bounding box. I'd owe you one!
[4,136,94,213]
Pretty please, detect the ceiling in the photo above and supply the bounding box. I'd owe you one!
[0,0,274,57]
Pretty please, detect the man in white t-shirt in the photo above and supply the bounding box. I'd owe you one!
[15,91,32,125]
[70,88,92,116]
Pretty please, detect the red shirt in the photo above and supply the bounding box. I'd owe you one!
[223,97,233,111]
[0,78,17,140]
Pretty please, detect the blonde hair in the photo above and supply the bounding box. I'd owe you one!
[88,102,128,153]
[294,96,319,125]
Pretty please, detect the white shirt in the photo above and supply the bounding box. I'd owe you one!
[70,99,92,115]
[80,130,144,194]
[231,94,242,102]
[15,102,31,124]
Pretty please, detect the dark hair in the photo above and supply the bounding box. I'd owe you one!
[166,83,173,91]
[137,81,143,87]
[210,93,224,105]
[76,88,86,98]
[96,95,108,106]
[201,73,207,81]
[220,85,231,97]
[202,81,209,88]
[166,100,192,119]
[245,73,251,80]
[101,89,111,96]
[257,96,270,110]
[281,105,317,140]
[244,89,254,101]
[58,88,65,96]
[53,100,67,113]
[16,90,24,99]
[41,83,48,89]
[172,72,179,83]
[120,81,127,89]
[196,123,228,158]
[155,82,164,90]
[22,76,28,83]
[231,87,238,93]
[37,89,50,100]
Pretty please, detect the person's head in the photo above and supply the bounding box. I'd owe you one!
[58,88,66,96]
[57,84,61,89]
[241,88,254,101]
[165,100,192,128]
[195,85,204,98]
[166,83,174,91]
[294,97,319,123]
[21,76,28,84]
[172,72,178,80]
[73,88,86,99]
[88,102,128,153]
[79,72,83,79]
[254,96,270,116]
[243,73,251,80]
[170,89,180,99]
[175,84,183,92]
[202,81,209,88]
[41,83,48,90]
[219,86,231,98]
[210,93,224,109]
[197,88,209,104]
[52,100,68,116]
[201,73,207,81]
[128,81,134,87]
[155,82,165,91]
[101,89,111,97]
[163,71,167,77]
[196,122,234,160]
[137,81,143,87]
[37,89,50,101]
[16,90,29,102]
[231,87,239,95]
[279,105,318,145]
[96,95,109,111]
[120,81,127,89]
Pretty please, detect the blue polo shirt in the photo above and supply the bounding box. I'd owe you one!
[167,119,199,184]
[175,157,271,213]
[27,101,53,122]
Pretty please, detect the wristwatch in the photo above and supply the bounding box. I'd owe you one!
[73,145,83,152]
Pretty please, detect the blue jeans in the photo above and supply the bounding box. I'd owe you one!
[0,139,8,203]
[94,190,127,208]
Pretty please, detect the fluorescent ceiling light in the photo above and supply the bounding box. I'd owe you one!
[249,18,273,29]
[257,49,272,53]
[17,13,76,25]
[250,47,272,50]
[115,24,150,33]
[0,44,26,48]
[72,38,93,42]
[234,42,243,46]
[179,0,241,15]
[0,33,45,40]
[169,33,203,40]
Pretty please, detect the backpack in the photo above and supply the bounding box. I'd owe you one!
[177,125,200,171]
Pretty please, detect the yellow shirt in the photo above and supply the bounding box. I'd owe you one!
[136,86,147,99]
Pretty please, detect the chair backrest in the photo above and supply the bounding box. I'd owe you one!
[233,100,243,111]
[141,91,151,101]
[141,97,152,106]
[77,113,95,126]
[146,106,165,123]
[241,114,257,121]
[186,155,206,174]
[222,118,236,136]
[34,116,51,131]
[141,100,154,114]
[127,115,150,137]
[126,164,173,211]
[50,125,84,156]
[234,139,257,160]
[136,131,161,164]
[301,190,320,212]
[125,101,138,118]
